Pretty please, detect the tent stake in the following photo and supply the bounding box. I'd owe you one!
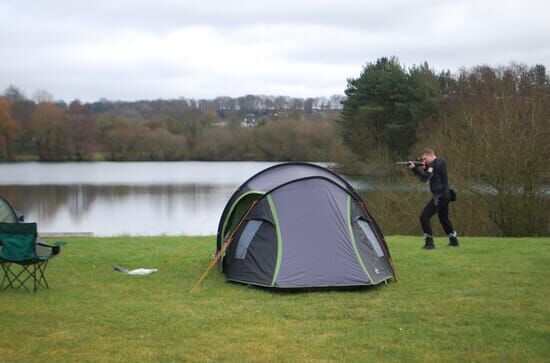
[190,200,258,293]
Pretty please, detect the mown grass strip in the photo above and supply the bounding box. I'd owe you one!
[1,236,548,362]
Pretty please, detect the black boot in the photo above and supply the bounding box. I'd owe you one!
[448,236,459,247]
[422,237,435,250]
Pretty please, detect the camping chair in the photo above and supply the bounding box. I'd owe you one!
[0,222,62,292]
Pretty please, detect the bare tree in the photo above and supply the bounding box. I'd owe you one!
[424,64,550,236]
[3,85,27,103]
[32,89,54,104]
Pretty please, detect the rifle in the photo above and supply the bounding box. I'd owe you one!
[396,159,424,167]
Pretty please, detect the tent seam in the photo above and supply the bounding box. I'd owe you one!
[267,195,282,287]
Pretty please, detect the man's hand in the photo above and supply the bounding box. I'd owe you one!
[408,160,426,169]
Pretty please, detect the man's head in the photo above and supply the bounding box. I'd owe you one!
[420,148,436,164]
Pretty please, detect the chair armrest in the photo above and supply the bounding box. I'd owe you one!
[36,241,65,257]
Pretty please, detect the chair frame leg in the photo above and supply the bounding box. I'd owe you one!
[0,261,49,292]
[35,261,49,290]
[1,263,14,290]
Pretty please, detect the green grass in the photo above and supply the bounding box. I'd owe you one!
[1,236,549,362]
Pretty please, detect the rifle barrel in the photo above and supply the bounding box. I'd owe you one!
[396,161,424,166]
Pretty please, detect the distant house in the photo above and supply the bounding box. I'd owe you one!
[241,117,256,127]
[240,113,257,127]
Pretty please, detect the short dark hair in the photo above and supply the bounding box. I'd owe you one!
[421,148,435,156]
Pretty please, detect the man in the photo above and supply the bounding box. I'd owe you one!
[408,148,459,249]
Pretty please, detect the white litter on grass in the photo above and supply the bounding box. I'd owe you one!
[127,268,158,275]
[113,266,158,275]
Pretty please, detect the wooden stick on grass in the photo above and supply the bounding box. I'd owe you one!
[190,200,258,293]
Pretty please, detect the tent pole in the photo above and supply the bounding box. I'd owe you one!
[190,200,258,293]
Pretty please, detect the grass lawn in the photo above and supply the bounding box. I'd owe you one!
[1,236,549,362]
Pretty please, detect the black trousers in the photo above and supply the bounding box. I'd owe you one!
[420,195,455,237]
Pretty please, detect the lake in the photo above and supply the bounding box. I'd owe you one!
[1,161,371,236]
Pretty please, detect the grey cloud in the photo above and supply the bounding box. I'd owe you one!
[1,0,549,102]
[3,0,434,38]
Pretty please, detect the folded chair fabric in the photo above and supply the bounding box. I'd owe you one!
[0,223,63,292]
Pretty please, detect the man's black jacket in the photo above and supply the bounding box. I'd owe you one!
[413,158,450,196]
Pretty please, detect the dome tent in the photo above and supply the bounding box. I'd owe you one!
[0,194,24,223]
[216,163,396,288]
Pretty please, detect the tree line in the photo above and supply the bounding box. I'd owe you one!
[0,90,347,162]
[1,58,548,235]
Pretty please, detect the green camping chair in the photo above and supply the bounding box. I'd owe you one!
[0,223,63,292]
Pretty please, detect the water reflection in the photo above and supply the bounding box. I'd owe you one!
[0,162,280,236]
[0,183,239,236]
[0,161,399,236]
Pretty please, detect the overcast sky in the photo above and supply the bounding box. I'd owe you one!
[1,0,548,102]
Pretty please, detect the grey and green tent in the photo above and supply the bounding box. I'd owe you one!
[217,162,396,288]
[0,195,24,223]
